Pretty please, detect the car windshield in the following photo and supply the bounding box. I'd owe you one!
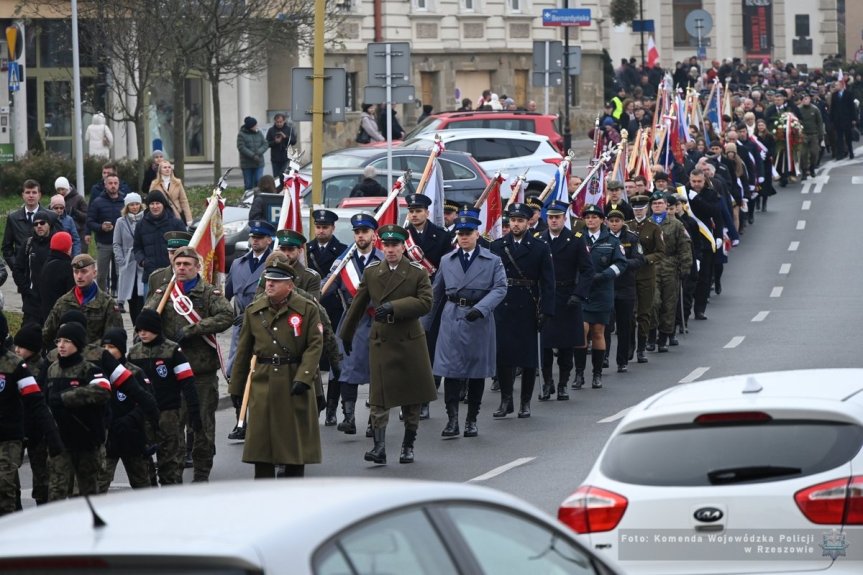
[600,420,863,486]
[404,117,443,140]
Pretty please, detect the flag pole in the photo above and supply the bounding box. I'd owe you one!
[537,151,574,203]
[236,356,258,430]
[473,171,505,210]
[157,169,231,314]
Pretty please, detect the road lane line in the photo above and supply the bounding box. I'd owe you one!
[801,182,810,194]
[771,286,784,298]
[724,336,746,349]
[802,200,811,210]
[752,311,770,322]
[796,220,806,230]
[813,183,824,194]
[468,457,536,482]
[853,176,863,184]
[779,263,791,275]
[680,367,710,383]
[598,407,632,424]
[789,241,800,251]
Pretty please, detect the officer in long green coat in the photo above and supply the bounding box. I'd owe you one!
[229,260,324,479]
[339,224,436,466]
[626,195,665,362]
[652,191,692,351]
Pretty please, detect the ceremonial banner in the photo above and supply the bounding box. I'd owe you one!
[195,196,226,289]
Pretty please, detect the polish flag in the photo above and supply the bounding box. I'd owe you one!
[277,172,308,234]
[647,35,660,69]
[480,174,505,240]
[337,249,362,297]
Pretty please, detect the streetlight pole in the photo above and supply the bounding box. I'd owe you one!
[563,0,571,151]
[639,0,645,70]
[71,0,85,197]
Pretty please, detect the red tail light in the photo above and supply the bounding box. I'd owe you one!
[795,476,863,524]
[558,485,628,534]
[542,157,563,166]
[694,411,772,425]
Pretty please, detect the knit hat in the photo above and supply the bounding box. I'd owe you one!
[50,231,73,254]
[50,194,66,209]
[125,192,143,206]
[724,143,738,154]
[243,116,257,130]
[54,177,71,191]
[146,190,168,206]
[59,309,88,328]
[13,322,42,354]
[101,327,128,356]
[135,308,163,335]
[57,321,87,351]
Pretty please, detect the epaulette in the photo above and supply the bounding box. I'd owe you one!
[409,261,424,269]
[306,268,321,277]
[365,260,382,268]
[212,289,222,295]
[533,231,542,239]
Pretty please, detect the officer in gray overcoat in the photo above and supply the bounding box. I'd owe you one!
[224,219,274,440]
[424,216,507,439]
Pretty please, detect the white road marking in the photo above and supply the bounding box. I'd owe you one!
[680,367,710,383]
[779,263,791,275]
[598,407,633,424]
[801,182,810,194]
[813,183,824,194]
[469,457,535,482]
[802,200,811,211]
[724,336,746,349]
[770,286,784,298]
[789,241,800,251]
[796,220,806,230]
[752,311,770,322]
[852,176,863,184]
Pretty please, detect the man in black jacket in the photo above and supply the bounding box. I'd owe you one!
[266,113,297,177]
[2,180,52,270]
[87,173,126,293]
[830,80,857,160]
[349,166,387,197]
[13,212,59,325]
[39,231,75,323]
[132,190,187,282]
[686,169,723,321]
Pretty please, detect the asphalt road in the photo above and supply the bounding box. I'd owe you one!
[15,150,863,516]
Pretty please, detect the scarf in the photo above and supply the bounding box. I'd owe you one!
[651,213,667,225]
[180,276,200,294]
[74,282,99,305]
[58,352,83,369]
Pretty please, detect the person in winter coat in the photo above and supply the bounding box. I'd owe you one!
[2,180,52,270]
[266,113,298,177]
[84,112,113,157]
[13,212,58,325]
[38,232,75,323]
[132,191,187,283]
[148,160,192,226]
[359,103,385,143]
[237,116,270,190]
[86,173,126,293]
[54,177,89,252]
[349,166,387,197]
[377,105,405,140]
[140,150,164,195]
[48,195,81,256]
[113,193,147,323]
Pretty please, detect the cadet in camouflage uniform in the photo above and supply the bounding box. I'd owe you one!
[798,92,824,179]
[42,254,123,351]
[146,231,192,296]
[1,317,63,516]
[651,192,692,351]
[128,309,202,485]
[145,246,233,482]
[229,259,324,479]
[275,229,322,300]
[99,328,160,492]
[626,195,665,362]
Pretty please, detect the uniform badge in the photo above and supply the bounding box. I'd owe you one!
[289,313,303,337]
[117,391,127,402]
[0,375,5,393]
[318,323,324,334]
[156,360,168,378]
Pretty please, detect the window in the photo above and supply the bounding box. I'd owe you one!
[463,0,475,11]
[795,14,810,37]
[444,140,471,154]
[322,175,362,208]
[509,139,540,157]
[470,138,513,162]
[440,159,479,181]
[444,505,601,574]
[346,72,358,113]
[673,0,703,47]
[414,0,429,11]
[314,508,458,575]
[510,0,521,12]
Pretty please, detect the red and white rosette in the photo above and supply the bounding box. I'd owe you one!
[288,313,303,337]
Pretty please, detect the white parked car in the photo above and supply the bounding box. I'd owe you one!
[402,129,564,197]
[558,369,863,574]
[0,478,623,574]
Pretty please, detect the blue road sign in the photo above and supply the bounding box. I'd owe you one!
[542,8,591,27]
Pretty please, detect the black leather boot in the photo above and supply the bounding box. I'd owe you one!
[227,424,246,440]
[364,427,386,464]
[669,326,679,346]
[538,370,553,401]
[636,337,648,363]
[657,332,669,353]
[490,377,500,391]
[493,395,514,418]
[573,370,586,390]
[441,402,460,437]
[464,403,479,437]
[592,372,603,389]
[518,400,531,418]
[365,416,373,438]
[419,403,430,420]
[337,400,356,435]
[557,381,570,400]
[645,328,657,352]
[324,398,338,426]
[399,429,417,464]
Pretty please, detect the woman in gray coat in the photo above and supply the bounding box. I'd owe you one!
[424,216,507,438]
[112,193,146,323]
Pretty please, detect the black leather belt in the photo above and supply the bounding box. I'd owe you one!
[257,355,300,365]
[506,278,536,287]
[447,295,480,307]
[374,314,396,324]
[556,280,576,287]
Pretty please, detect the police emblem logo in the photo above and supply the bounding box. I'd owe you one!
[0,375,5,393]
[157,364,168,378]
[117,391,127,402]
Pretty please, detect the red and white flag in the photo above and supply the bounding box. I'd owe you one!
[338,255,362,297]
[480,173,505,240]
[374,179,403,249]
[277,172,309,233]
[647,35,660,68]
[195,196,226,289]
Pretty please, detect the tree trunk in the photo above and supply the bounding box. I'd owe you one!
[210,72,222,182]
[171,69,186,181]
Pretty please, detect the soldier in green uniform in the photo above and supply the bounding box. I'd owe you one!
[340,224,437,466]
[229,259,324,479]
[146,231,192,296]
[145,246,233,482]
[651,192,692,352]
[798,92,824,180]
[42,254,124,351]
[275,229,322,301]
[626,195,665,362]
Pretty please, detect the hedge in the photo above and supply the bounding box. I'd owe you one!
[0,152,141,197]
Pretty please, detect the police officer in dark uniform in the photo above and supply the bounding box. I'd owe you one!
[404,193,453,419]
[603,180,635,221]
[443,199,459,232]
[306,209,348,426]
[539,200,594,400]
[604,210,644,373]
[490,203,555,418]
[526,196,548,234]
